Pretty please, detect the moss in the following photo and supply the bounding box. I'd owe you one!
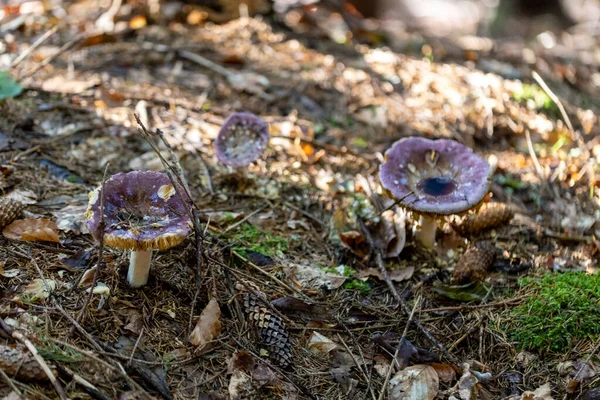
[511,83,559,116]
[343,279,372,294]
[508,272,600,352]
[229,223,288,258]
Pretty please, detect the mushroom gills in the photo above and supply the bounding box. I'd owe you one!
[128,250,152,287]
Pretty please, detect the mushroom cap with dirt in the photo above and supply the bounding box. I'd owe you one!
[214,112,270,167]
[379,137,492,248]
[85,170,191,287]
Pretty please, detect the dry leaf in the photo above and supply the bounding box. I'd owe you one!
[3,218,60,243]
[5,189,37,205]
[308,332,340,354]
[189,298,222,349]
[521,383,553,400]
[431,363,457,383]
[357,266,414,282]
[370,208,406,258]
[389,364,439,400]
[51,204,88,234]
[15,279,56,303]
[0,262,19,278]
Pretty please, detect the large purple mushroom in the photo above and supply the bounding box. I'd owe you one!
[379,137,492,248]
[85,171,191,287]
[214,112,270,167]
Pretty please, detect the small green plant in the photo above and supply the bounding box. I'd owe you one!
[511,84,559,116]
[229,223,288,258]
[343,279,371,294]
[0,71,23,100]
[508,272,600,352]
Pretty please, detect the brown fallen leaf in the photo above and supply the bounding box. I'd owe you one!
[0,262,19,278]
[357,266,414,282]
[189,298,222,349]
[370,208,406,258]
[521,383,553,400]
[431,362,457,383]
[14,278,56,303]
[389,364,439,400]
[3,218,60,243]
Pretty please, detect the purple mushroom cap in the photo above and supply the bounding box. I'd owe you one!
[214,112,269,167]
[379,137,492,215]
[85,171,191,251]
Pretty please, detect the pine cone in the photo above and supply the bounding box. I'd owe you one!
[0,344,52,381]
[0,198,23,229]
[236,283,292,368]
[452,241,496,284]
[451,202,514,237]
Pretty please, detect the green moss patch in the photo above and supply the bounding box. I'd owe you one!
[508,272,600,352]
[228,223,288,258]
[511,83,559,116]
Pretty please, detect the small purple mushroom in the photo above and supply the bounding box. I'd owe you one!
[85,171,191,287]
[214,112,270,167]
[379,137,492,248]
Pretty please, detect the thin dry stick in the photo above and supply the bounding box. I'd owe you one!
[336,333,377,400]
[52,304,148,393]
[525,130,552,196]
[0,317,70,400]
[10,24,60,68]
[128,327,144,364]
[359,219,461,368]
[223,205,267,233]
[20,33,86,79]
[0,368,22,397]
[378,296,421,400]
[74,163,110,329]
[531,71,576,138]
[135,115,205,285]
[231,250,302,295]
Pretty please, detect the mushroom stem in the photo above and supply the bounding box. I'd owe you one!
[416,215,437,248]
[128,250,152,287]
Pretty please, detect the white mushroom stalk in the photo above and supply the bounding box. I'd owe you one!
[415,215,437,249]
[128,250,153,287]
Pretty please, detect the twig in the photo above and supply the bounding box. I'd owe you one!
[19,33,86,79]
[52,304,147,393]
[525,130,552,197]
[231,250,302,295]
[420,295,526,313]
[225,337,316,399]
[378,296,421,400]
[10,24,60,68]
[128,327,144,364]
[135,115,205,286]
[359,219,461,368]
[336,333,377,400]
[270,134,369,159]
[73,163,109,330]
[531,71,576,139]
[223,205,267,233]
[0,368,22,397]
[0,317,70,400]
[54,364,111,400]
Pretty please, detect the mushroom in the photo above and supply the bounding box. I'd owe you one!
[214,112,270,167]
[85,171,191,287]
[379,137,492,248]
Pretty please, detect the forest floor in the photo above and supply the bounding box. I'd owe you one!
[2,1,600,399]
